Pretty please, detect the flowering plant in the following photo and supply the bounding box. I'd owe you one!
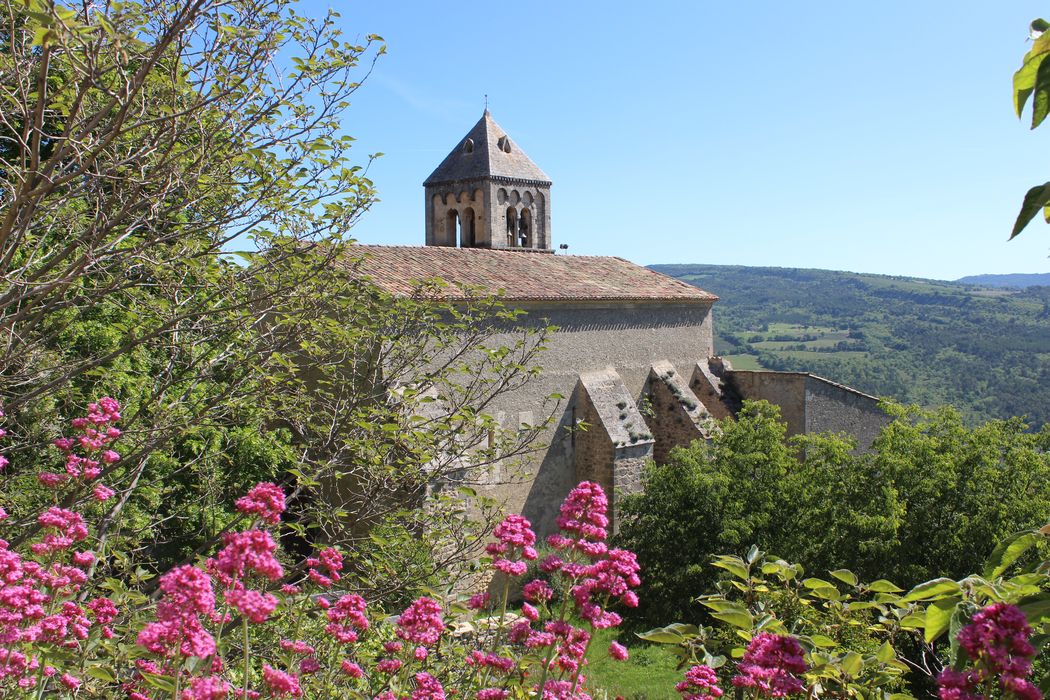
[0,399,639,699]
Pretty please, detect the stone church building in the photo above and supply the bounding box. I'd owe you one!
[349,110,888,537]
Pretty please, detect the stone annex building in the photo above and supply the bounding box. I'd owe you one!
[349,110,888,538]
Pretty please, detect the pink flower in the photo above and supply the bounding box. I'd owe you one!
[937,669,982,700]
[182,676,231,700]
[210,530,284,583]
[235,483,286,524]
[477,690,509,700]
[37,472,64,487]
[225,586,278,623]
[523,579,554,603]
[412,672,446,700]
[87,597,118,628]
[468,592,490,610]
[340,660,363,678]
[731,633,807,697]
[59,673,81,690]
[494,559,527,576]
[677,665,724,700]
[414,646,428,661]
[609,641,629,661]
[552,481,609,547]
[279,640,315,655]
[93,483,115,501]
[942,603,1040,700]
[397,597,444,647]
[72,550,95,567]
[160,565,216,618]
[325,596,366,628]
[261,664,301,697]
[376,658,403,674]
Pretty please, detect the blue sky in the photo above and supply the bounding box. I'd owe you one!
[317,1,1050,280]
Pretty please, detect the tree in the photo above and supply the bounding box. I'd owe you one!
[0,0,556,600]
[615,401,1050,627]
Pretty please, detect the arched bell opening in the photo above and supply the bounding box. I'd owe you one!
[461,207,476,247]
[446,209,460,248]
[518,209,533,248]
[505,207,518,247]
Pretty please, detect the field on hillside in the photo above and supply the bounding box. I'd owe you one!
[652,264,1050,428]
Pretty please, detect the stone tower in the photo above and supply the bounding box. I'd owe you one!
[424,110,552,251]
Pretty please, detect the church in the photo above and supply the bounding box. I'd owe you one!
[347,110,888,537]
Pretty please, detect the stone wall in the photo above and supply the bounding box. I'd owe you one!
[725,370,889,451]
[802,375,891,450]
[482,300,715,538]
[643,361,713,464]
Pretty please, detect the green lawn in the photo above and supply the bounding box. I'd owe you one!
[584,628,684,700]
[722,353,763,370]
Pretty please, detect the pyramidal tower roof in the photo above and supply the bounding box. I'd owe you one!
[424,110,550,186]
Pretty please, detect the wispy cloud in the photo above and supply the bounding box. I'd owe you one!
[375,74,472,124]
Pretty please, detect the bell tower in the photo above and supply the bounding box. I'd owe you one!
[424,110,552,251]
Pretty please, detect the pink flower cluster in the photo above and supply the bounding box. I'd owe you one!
[235,482,286,525]
[43,397,122,497]
[731,633,807,697]
[326,593,369,645]
[677,664,724,700]
[137,565,217,659]
[0,401,128,691]
[484,482,641,700]
[487,514,538,576]
[397,596,445,647]
[938,603,1040,700]
[306,547,343,588]
[209,529,284,585]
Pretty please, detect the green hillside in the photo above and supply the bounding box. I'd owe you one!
[651,264,1050,428]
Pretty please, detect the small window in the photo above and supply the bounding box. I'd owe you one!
[463,138,474,154]
[497,135,512,153]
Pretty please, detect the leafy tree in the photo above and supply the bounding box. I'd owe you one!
[615,401,1050,627]
[0,0,556,602]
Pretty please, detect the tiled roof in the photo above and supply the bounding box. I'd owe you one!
[424,111,550,186]
[341,245,718,303]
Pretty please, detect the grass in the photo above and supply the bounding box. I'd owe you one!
[722,354,763,370]
[584,628,684,700]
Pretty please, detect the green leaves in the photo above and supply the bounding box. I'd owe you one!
[1015,20,1050,123]
[924,597,962,643]
[1010,183,1050,239]
[635,623,701,644]
[900,578,961,603]
[984,530,1044,577]
[1012,18,1050,238]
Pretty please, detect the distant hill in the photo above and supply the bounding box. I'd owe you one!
[955,273,1050,288]
[651,264,1050,428]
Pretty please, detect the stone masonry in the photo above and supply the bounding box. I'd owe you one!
[343,110,891,540]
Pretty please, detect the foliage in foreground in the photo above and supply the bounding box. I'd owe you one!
[616,401,1050,628]
[0,401,638,698]
[640,531,1050,700]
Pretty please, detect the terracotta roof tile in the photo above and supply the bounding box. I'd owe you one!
[341,245,718,303]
